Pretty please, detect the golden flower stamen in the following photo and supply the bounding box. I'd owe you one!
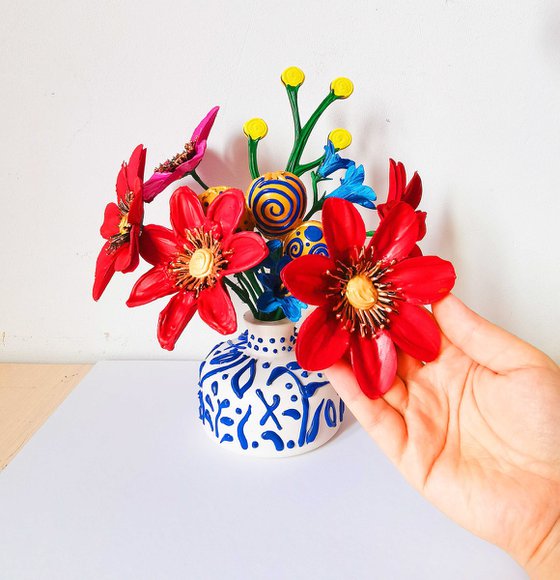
[169,227,230,296]
[155,140,197,173]
[108,191,134,253]
[326,247,400,337]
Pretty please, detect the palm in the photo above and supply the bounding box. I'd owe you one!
[327,295,560,571]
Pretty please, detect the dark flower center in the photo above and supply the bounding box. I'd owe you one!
[155,140,197,173]
[168,227,230,296]
[108,191,133,253]
[326,248,399,336]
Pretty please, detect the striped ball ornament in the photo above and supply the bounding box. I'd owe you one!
[246,171,306,238]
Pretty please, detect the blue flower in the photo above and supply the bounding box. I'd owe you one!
[325,164,377,209]
[317,140,353,178]
[256,243,307,322]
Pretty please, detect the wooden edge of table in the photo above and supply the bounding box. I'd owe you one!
[0,363,92,470]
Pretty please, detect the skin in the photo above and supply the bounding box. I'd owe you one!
[326,294,560,578]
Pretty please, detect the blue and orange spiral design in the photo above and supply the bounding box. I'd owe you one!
[246,171,306,238]
[284,220,328,259]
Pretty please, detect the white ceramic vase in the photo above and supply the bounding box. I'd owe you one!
[197,312,345,457]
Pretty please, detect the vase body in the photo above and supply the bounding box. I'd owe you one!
[197,312,345,457]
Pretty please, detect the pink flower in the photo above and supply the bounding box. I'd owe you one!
[143,107,219,202]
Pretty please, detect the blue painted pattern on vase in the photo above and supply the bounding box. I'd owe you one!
[198,314,344,457]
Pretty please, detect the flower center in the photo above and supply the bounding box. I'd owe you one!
[118,214,131,235]
[169,227,230,296]
[326,248,400,337]
[345,275,378,310]
[108,191,134,253]
[188,249,214,278]
[155,140,197,173]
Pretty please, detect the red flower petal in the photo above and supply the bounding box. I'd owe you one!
[350,331,397,399]
[158,291,198,351]
[127,185,144,225]
[371,202,419,264]
[126,264,176,307]
[295,306,351,371]
[384,256,456,305]
[170,186,205,239]
[197,283,237,335]
[408,244,423,258]
[115,162,128,203]
[92,242,116,301]
[281,254,335,306]
[322,197,366,261]
[206,188,245,237]
[403,172,422,209]
[387,159,406,203]
[221,231,268,275]
[127,144,146,183]
[140,225,178,266]
[114,226,140,273]
[416,211,427,240]
[100,203,121,239]
[388,302,441,361]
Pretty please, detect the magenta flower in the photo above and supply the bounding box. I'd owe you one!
[143,106,219,202]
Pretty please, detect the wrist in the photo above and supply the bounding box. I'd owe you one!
[524,522,560,579]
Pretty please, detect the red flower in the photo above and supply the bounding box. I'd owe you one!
[377,159,427,253]
[143,107,219,202]
[93,144,147,301]
[127,186,268,350]
[281,197,456,399]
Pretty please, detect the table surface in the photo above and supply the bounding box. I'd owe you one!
[0,361,526,580]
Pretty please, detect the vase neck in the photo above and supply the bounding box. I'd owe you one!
[243,312,296,358]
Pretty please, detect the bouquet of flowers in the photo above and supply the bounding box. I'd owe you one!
[93,67,456,400]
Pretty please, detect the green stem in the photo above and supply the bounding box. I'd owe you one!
[223,277,257,317]
[294,154,325,177]
[190,169,209,190]
[303,195,326,222]
[286,85,301,141]
[286,91,337,173]
[248,138,261,179]
[235,273,259,305]
[255,307,286,322]
[302,171,325,221]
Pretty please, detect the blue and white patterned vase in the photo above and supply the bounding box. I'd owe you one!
[197,312,345,457]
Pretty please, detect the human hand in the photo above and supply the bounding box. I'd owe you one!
[326,294,560,578]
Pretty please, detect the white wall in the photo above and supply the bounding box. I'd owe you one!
[1,0,559,363]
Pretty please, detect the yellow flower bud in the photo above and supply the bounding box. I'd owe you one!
[328,128,352,151]
[281,66,305,88]
[243,118,268,141]
[330,77,354,99]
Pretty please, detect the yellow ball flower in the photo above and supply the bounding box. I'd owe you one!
[328,128,352,150]
[243,118,268,141]
[281,66,305,88]
[330,77,354,99]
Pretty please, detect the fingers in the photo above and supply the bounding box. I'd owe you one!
[326,359,407,463]
[432,294,553,374]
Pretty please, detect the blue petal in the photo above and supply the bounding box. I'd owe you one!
[257,292,281,313]
[326,164,377,209]
[280,296,308,322]
[317,141,353,178]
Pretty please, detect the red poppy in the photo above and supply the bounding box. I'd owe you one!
[377,159,427,254]
[93,144,147,301]
[143,107,219,203]
[281,197,456,399]
[127,186,268,350]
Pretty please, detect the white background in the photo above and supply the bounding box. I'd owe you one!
[1,0,559,363]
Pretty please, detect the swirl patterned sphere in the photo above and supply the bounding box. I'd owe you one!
[284,220,328,259]
[246,171,306,238]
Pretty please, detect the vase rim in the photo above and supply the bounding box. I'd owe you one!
[243,311,295,328]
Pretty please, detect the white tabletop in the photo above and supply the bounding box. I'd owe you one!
[0,361,526,580]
